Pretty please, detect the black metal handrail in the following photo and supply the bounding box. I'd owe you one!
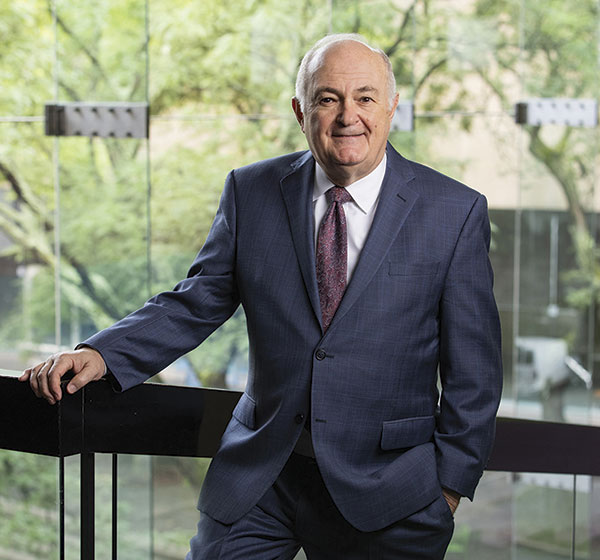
[1,374,598,560]
[2,374,597,475]
[0,375,239,458]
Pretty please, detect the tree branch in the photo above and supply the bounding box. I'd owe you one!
[58,79,81,102]
[413,57,447,99]
[385,0,418,58]
[0,161,25,204]
[47,0,116,97]
[0,158,123,321]
[528,127,588,234]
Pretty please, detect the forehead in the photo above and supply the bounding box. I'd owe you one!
[309,42,387,93]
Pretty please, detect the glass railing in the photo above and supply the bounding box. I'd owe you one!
[1,370,598,559]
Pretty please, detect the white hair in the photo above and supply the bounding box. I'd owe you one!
[295,34,397,111]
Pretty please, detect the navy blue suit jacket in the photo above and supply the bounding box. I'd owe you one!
[84,143,502,532]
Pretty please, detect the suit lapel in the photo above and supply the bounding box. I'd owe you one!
[328,146,419,332]
[279,146,419,334]
[280,152,322,326]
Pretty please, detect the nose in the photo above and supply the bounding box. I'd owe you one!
[336,99,359,126]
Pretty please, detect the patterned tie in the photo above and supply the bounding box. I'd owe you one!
[316,186,353,332]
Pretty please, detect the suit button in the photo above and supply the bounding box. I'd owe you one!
[294,413,305,424]
[315,349,326,360]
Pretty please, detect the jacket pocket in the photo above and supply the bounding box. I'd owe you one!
[380,415,435,450]
[388,262,439,276]
[231,392,256,429]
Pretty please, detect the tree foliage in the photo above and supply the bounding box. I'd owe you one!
[1,0,598,556]
[1,0,598,375]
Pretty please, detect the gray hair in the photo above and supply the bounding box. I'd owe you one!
[294,34,397,111]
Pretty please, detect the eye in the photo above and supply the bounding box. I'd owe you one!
[360,96,374,103]
[319,96,336,105]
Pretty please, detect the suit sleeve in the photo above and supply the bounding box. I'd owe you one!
[435,193,503,500]
[82,171,241,391]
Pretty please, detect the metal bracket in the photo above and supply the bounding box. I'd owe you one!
[391,100,414,132]
[515,98,598,128]
[45,102,149,138]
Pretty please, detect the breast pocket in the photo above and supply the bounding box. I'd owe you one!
[388,262,440,277]
[386,262,441,305]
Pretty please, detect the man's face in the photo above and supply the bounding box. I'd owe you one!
[293,41,398,186]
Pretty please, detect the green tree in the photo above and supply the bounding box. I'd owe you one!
[0,0,424,385]
[469,0,599,362]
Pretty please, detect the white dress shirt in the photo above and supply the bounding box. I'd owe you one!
[313,155,387,282]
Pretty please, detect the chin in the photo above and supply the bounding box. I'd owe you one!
[332,150,367,166]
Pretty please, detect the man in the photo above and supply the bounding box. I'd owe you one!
[21,34,502,559]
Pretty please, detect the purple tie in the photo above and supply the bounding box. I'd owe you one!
[316,186,353,332]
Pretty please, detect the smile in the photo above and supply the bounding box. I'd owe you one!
[332,133,364,138]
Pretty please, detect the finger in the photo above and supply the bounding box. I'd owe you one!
[46,360,65,403]
[19,367,34,382]
[35,360,56,404]
[45,355,80,402]
[27,363,44,398]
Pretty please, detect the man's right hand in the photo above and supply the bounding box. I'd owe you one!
[18,347,107,405]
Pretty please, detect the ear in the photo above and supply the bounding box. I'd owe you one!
[388,93,400,119]
[291,97,305,132]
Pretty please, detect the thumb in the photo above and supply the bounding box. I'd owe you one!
[65,351,106,394]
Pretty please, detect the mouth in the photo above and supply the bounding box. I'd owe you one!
[332,132,365,139]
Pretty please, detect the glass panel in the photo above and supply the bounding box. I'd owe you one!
[3,2,600,560]
[0,121,56,372]
[151,456,211,557]
[149,0,331,118]
[513,473,575,559]
[588,476,600,559]
[520,1,598,100]
[0,0,55,373]
[513,204,597,423]
[408,0,516,115]
[94,455,113,558]
[0,1,54,117]
[573,475,598,560]
[55,0,148,103]
[448,471,585,560]
[54,134,151,346]
[54,0,150,348]
[447,471,513,559]
[54,2,154,559]
[515,0,600,422]
[64,455,80,560]
[0,450,60,559]
[117,455,152,557]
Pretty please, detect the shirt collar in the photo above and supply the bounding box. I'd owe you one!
[312,154,387,214]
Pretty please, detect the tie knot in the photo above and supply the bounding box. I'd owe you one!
[326,186,353,205]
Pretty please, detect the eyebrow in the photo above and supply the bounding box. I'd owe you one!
[312,85,379,99]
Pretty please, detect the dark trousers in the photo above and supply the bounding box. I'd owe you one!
[187,452,454,559]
